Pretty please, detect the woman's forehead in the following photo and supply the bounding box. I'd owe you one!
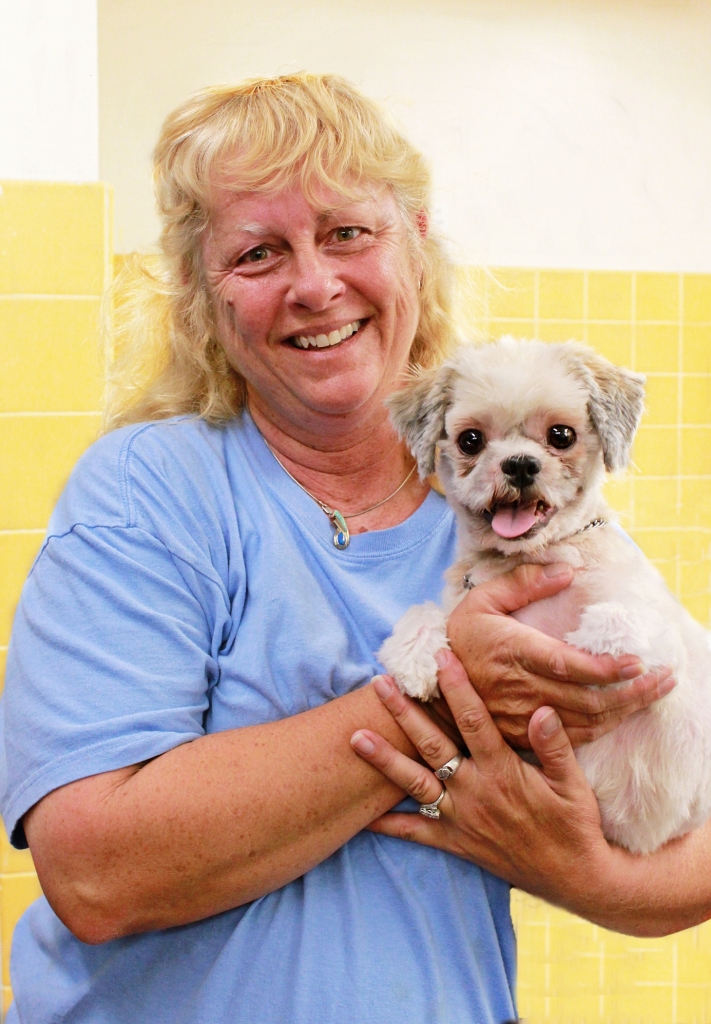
[206,180,397,232]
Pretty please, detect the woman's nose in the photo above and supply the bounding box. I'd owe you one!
[286,249,345,310]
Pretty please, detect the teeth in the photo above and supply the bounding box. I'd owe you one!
[296,320,360,350]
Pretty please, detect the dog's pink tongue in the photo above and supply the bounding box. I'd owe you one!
[491,504,538,538]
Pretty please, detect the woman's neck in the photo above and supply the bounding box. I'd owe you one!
[248,398,430,534]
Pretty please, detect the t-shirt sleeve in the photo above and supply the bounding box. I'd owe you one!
[0,428,235,848]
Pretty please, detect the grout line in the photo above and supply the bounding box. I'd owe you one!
[0,529,45,536]
[0,294,100,301]
[0,411,100,418]
[533,270,540,338]
[676,274,684,600]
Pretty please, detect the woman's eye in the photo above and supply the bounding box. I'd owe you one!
[241,246,270,264]
[334,227,361,242]
[547,424,577,450]
[457,429,485,456]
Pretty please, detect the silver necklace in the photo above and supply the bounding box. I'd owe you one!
[263,440,418,550]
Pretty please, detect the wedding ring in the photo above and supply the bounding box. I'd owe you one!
[419,787,446,819]
[434,752,464,781]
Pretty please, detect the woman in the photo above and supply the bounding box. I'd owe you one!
[1,74,671,1023]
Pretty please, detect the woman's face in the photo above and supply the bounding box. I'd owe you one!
[201,179,423,435]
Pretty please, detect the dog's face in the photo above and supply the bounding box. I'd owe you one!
[388,337,645,555]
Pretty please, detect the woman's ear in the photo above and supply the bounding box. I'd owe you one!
[416,208,429,240]
[386,364,453,479]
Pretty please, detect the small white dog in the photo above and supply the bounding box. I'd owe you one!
[379,337,711,854]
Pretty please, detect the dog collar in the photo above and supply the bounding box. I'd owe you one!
[461,518,608,590]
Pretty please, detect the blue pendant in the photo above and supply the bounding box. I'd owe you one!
[330,510,350,550]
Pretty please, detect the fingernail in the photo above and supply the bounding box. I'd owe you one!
[435,649,452,670]
[372,675,394,700]
[619,660,645,680]
[351,731,376,755]
[539,709,562,738]
[543,562,571,578]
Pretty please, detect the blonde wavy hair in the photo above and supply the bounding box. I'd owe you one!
[103,72,455,432]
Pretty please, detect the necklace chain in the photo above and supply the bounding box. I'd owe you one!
[262,437,418,551]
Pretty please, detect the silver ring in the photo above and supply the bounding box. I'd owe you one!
[434,752,464,781]
[419,787,446,819]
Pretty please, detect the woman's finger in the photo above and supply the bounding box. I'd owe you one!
[524,665,676,719]
[435,649,511,769]
[367,811,446,848]
[350,729,450,810]
[370,675,461,770]
[527,706,592,798]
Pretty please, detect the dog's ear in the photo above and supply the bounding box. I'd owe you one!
[564,344,645,471]
[387,364,454,478]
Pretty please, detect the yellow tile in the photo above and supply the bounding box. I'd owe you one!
[486,268,536,319]
[680,561,711,598]
[3,987,12,1017]
[0,181,110,296]
[588,271,633,321]
[631,426,677,476]
[0,829,34,875]
[681,479,711,528]
[683,273,711,323]
[681,427,711,475]
[683,325,711,373]
[683,593,710,626]
[585,322,633,366]
[0,299,103,412]
[535,320,586,344]
[484,319,537,341]
[1,872,43,987]
[538,270,585,320]
[602,476,632,517]
[682,375,711,425]
[634,323,680,373]
[632,529,679,562]
[679,530,711,561]
[0,416,100,530]
[0,533,44,645]
[635,272,680,322]
[644,376,679,425]
[634,477,679,528]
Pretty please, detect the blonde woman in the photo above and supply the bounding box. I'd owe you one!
[2,75,670,1023]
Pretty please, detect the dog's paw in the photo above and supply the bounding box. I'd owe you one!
[565,601,653,660]
[378,602,449,701]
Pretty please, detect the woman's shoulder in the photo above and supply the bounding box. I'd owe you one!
[49,414,248,539]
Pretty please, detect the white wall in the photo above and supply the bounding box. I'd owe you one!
[99,0,711,271]
[0,0,98,180]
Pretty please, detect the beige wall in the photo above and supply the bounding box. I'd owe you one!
[99,0,711,271]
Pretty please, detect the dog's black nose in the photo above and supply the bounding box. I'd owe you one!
[501,454,541,488]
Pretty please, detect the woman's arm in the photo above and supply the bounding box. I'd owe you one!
[24,566,666,945]
[25,682,414,945]
[351,653,711,938]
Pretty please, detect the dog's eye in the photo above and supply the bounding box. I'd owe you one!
[457,429,485,456]
[548,425,577,450]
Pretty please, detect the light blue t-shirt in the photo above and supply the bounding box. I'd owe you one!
[1,412,516,1024]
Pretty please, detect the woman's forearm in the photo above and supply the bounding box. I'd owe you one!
[25,682,414,944]
[561,820,711,938]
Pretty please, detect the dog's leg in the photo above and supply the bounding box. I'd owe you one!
[378,602,449,701]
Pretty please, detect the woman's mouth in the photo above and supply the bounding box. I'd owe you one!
[289,319,363,350]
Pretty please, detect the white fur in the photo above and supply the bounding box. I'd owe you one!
[379,337,711,854]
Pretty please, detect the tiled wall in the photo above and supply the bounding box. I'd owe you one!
[0,180,111,1016]
[455,267,711,1022]
[1,233,710,1018]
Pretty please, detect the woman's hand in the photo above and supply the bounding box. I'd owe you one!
[351,654,711,938]
[351,654,609,908]
[446,563,675,748]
